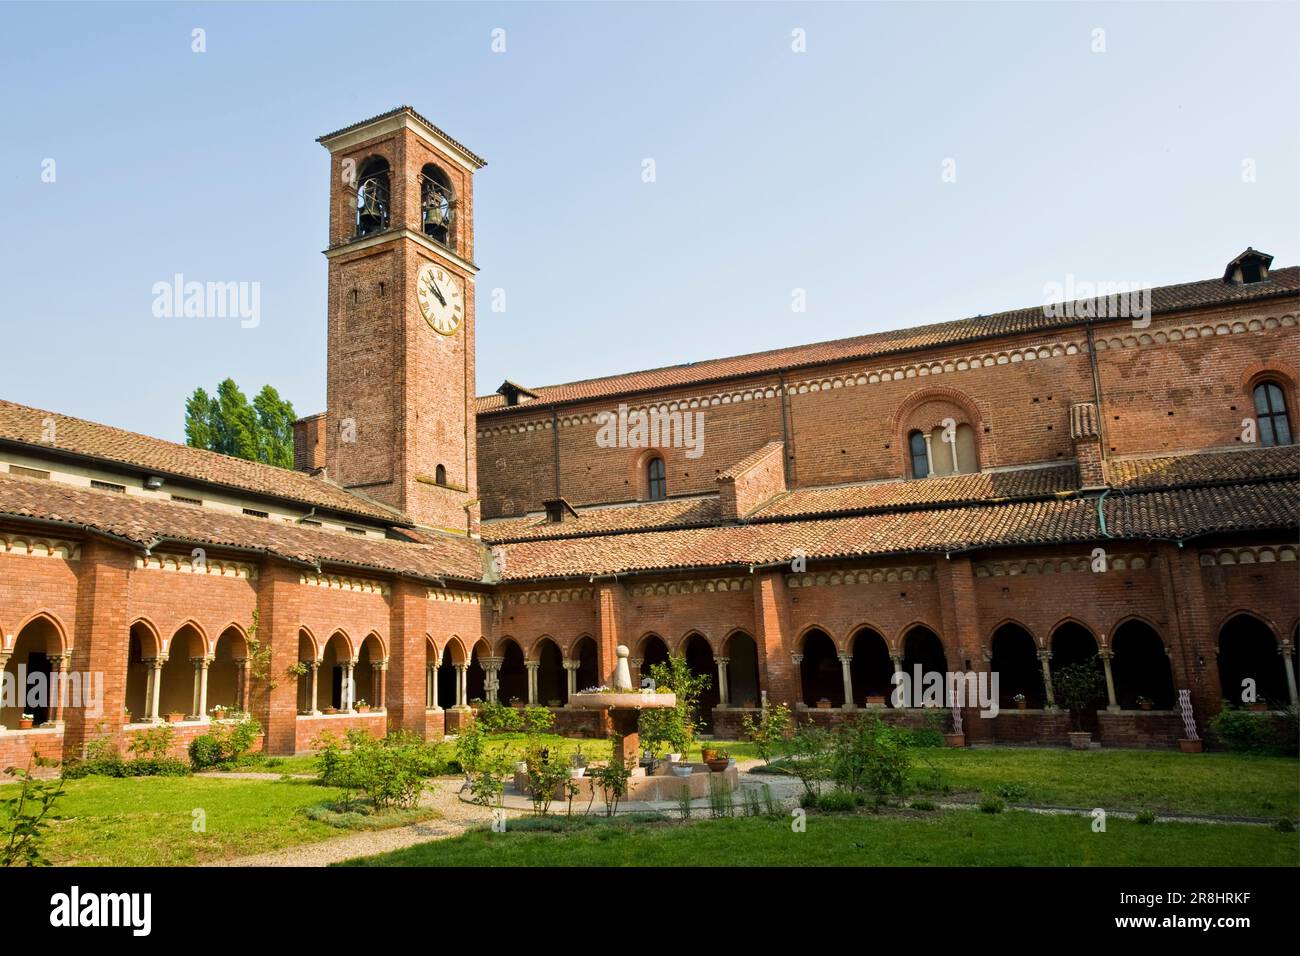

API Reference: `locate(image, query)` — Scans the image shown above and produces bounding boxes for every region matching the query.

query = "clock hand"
[423,275,446,307]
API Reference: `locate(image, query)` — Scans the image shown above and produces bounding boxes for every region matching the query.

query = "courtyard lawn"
[906,748,1300,819]
[12,775,433,866]
[339,809,1300,867]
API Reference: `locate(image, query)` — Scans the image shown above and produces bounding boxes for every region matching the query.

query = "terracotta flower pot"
[815,699,833,709]
[18,718,34,730]
[1068,731,1092,750]
[167,712,185,724]
[1178,738,1203,754]
[943,732,965,748]
[1016,700,1027,711]
[1138,701,1153,711]
[866,696,886,706]
[706,758,729,773]
[701,748,719,763]
[1247,703,1268,712]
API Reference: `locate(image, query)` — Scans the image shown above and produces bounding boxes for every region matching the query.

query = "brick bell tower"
[318,107,485,534]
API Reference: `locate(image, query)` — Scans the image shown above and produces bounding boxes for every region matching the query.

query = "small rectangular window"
[90,480,126,493]
[9,465,50,480]
[345,526,366,536]
[242,508,269,519]
[301,518,322,527]
[170,494,203,507]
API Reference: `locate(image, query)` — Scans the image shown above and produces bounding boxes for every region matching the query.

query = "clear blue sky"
[2,1,1296,442]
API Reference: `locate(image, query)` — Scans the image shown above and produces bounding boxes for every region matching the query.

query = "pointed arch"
[12,611,69,656]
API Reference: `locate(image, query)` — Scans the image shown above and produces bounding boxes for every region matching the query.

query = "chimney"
[542,497,578,524]
[292,413,326,473]
[717,442,786,521]
[1070,402,1106,490]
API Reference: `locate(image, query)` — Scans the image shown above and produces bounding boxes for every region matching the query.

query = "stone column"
[46,654,68,726]
[563,661,579,702]
[0,653,8,729]
[1280,642,1298,706]
[149,658,164,723]
[428,662,439,709]
[1038,648,1056,708]
[838,654,855,710]
[791,654,804,706]
[922,433,936,477]
[307,660,321,715]
[374,660,387,710]
[191,656,211,721]
[482,658,500,704]
[233,657,248,713]
[454,663,468,708]
[1099,648,1119,712]
[715,656,730,707]
[342,661,355,712]
[525,661,540,705]
[891,654,905,707]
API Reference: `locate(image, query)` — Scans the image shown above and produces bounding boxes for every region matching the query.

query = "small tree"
[781,719,831,800]
[1053,657,1107,731]
[1,754,67,867]
[741,702,791,765]
[640,656,710,757]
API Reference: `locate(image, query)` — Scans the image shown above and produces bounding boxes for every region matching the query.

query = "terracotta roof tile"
[0,399,402,524]
[482,496,722,543]
[477,267,1299,414]
[0,472,485,582]
[495,481,1297,580]
[1108,445,1299,489]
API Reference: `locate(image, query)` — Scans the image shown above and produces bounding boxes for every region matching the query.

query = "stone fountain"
[568,644,676,768]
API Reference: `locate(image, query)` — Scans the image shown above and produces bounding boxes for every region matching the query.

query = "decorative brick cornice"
[427,588,487,604]
[476,309,1297,437]
[300,571,387,594]
[504,587,594,604]
[1199,545,1297,567]
[137,552,256,578]
[629,577,752,597]
[0,533,80,561]
[974,553,1159,577]
[786,567,932,589]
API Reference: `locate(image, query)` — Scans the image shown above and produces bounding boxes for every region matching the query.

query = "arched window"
[420,164,455,246]
[1253,381,1293,447]
[927,423,977,476]
[435,464,447,486]
[355,158,390,237]
[908,430,929,478]
[646,456,667,500]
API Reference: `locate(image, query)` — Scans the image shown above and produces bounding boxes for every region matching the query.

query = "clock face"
[416,262,464,335]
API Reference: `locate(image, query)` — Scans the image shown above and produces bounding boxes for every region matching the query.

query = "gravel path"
[211,776,502,868]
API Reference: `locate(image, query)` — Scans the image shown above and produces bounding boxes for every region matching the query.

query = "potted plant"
[1013,693,1027,711]
[1136,696,1153,711]
[322,705,338,715]
[706,750,729,773]
[865,694,886,706]
[546,699,561,708]
[1179,738,1203,753]
[569,766,586,778]
[18,713,34,730]
[671,763,694,777]
[1247,699,1269,713]
[123,707,132,724]
[211,704,228,720]
[815,697,833,709]
[356,699,371,713]
[1053,657,1107,750]
[166,711,186,724]
[570,746,588,770]
[700,745,719,763]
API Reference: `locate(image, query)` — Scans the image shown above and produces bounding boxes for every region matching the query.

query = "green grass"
[29,776,353,866]
[340,810,1300,867]
[906,748,1300,819]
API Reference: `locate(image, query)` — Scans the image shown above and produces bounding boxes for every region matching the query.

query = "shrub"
[474,700,523,734]
[978,795,1005,814]
[1273,818,1295,833]
[1052,657,1107,731]
[740,702,791,765]
[829,712,911,797]
[782,720,832,801]
[187,717,264,770]
[639,656,710,758]
[0,755,67,867]
[1210,707,1296,755]
[909,799,937,811]
[127,723,175,761]
[996,783,1028,803]
[316,729,446,811]
[1134,809,1157,825]
[188,735,226,771]
[817,788,857,813]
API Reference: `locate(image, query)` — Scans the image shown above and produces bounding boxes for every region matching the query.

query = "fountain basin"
[569,692,676,710]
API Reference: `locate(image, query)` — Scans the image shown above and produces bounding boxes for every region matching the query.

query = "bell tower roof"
[317,106,487,170]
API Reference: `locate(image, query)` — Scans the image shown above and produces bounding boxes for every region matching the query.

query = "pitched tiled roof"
[476,267,1299,414]
[0,472,485,583]
[752,466,1077,520]
[1108,445,1298,490]
[318,106,488,168]
[0,399,402,524]
[496,481,1297,580]
[482,495,722,543]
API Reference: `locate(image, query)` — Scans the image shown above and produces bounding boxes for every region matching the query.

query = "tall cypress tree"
[183,379,296,468]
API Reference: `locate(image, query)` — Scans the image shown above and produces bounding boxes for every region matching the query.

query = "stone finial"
[613,644,633,690]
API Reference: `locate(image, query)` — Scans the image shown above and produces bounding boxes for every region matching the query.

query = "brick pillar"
[1070,402,1106,489]
[255,563,304,755]
[64,538,133,761]
[936,556,990,739]
[595,582,625,684]
[386,578,428,736]
[1158,543,1218,727]
[753,571,796,710]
